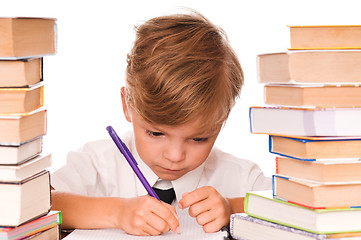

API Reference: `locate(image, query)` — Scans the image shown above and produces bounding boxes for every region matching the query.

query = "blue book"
[269,135,361,161]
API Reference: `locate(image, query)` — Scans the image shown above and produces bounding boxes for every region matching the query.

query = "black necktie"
[152,187,176,204]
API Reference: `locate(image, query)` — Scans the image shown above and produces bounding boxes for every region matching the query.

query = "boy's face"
[126,110,221,181]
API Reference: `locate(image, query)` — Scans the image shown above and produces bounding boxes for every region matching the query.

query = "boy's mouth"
[163,168,182,173]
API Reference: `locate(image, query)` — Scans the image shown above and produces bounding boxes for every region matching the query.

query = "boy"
[51,11,271,236]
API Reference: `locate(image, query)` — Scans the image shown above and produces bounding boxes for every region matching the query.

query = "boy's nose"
[163,143,185,162]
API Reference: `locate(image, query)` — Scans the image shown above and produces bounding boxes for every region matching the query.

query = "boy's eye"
[146,130,164,137]
[192,137,208,142]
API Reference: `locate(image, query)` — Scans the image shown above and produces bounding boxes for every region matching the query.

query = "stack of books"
[0,17,61,239]
[231,25,361,240]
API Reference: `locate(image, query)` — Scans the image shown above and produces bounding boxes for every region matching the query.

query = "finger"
[188,197,212,217]
[179,187,209,209]
[194,209,214,226]
[144,212,170,234]
[162,203,180,233]
[162,202,179,220]
[194,206,229,233]
[151,202,180,233]
[202,218,225,233]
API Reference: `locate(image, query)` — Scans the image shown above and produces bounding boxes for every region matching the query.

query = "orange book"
[264,84,361,107]
[0,83,43,114]
[257,51,361,83]
[289,25,361,50]
[0,58,42,87]
[273,175,361,209]
[276,156,361,182]
[269,135,361,160]
[0,109,46,145]
[0,18,56,58]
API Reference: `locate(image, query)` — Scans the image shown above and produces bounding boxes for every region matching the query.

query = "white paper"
[64,207,228,240]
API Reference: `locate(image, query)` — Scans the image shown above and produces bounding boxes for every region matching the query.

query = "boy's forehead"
[147,116,222,137]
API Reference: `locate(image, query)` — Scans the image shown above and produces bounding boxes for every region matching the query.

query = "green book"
[244,190,361,234]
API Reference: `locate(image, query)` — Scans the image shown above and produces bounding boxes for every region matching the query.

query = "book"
[0,108,46,145]
[273,175,361,209]
[23,225,59,240]
[63,205,228,240]
[269,135,361,160]
[0,83,43,114]
[249,106,361,137]
[257,51,361,84]
[0,170,51,227]
[0,154,51,181]
[230,213,361,240]
[245,190,361,234]
[0,18,56,58]
[230,213,328,240]
[264,84,361,107]
[0,58,42,87]
[0,211,61,240]
[0,137,42,165]
[276,156,361,182]
[289,25,361,50]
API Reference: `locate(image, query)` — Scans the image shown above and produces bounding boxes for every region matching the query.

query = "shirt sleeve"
[50,141,108,196]
[248,163,273,191]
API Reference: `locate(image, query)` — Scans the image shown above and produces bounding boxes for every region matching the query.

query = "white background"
[1,0,360,177]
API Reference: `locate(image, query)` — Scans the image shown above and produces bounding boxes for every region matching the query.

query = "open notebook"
[64,206,228,240]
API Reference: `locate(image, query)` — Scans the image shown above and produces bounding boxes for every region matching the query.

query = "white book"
[230,213,327,240]
[0,171,51,227]
[0,154,51,181]
[230,213,361,240]
[249,106,361,137]
[0,137,42,165]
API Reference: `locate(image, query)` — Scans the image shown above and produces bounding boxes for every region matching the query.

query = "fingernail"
[175,226,181,234]
[178,202,183,209]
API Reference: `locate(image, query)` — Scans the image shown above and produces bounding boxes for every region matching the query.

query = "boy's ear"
[121,87,132,123]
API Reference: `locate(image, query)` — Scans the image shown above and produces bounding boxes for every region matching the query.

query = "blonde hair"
[125,11,244,131]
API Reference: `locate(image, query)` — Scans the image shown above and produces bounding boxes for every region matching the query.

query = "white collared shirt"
[51,131,271,203]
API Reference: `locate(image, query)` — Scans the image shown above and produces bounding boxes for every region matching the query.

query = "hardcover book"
[0,137,42,165]
[269,135,361,160]
[257,51,361,84]
[0,154,51,182]
[245,190,361,234]
[0,211,61,240]
[289,25,361,50]
[0,108,46,145]
[0,171,51,227]
[273,175,361,209]
[249,106,361,137]
[0,18,56,58]
[230,213,328,240]
[276,156,361,182]
[0,58,42,87]
[264,84,361,107]
[0,83,43,114]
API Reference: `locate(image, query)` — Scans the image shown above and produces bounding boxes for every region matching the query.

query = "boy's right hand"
[117,195,180,236]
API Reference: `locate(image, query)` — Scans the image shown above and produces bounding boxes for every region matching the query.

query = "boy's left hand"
[178,186,231,233]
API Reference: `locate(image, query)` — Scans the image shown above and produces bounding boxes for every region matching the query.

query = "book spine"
[249,108,254,133]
